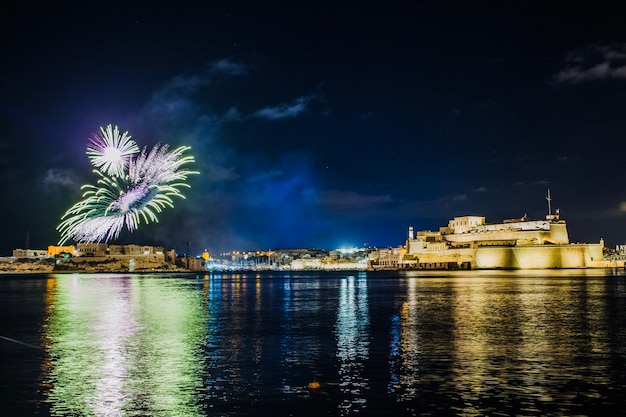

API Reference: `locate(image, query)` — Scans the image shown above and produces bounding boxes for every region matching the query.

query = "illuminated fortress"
[400,210,605,270]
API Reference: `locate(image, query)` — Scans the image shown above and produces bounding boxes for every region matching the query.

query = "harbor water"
[1,269,626,416]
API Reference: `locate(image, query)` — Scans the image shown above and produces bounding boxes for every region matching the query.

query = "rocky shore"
[0,256,190,274]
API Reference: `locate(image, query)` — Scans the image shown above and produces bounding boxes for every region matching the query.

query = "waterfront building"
[77,243,108,257]
[12,248,48,258]
[368,247,405,270]
[187,256,209,271]
[123,244,142,256]
[290,258,323,270]
[108,245,125,256]
[47,245,76,257]
[396,212,604,269]
[166,249,177,264]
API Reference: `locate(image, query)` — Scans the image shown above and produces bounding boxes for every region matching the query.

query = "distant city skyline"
[2,2,626,254]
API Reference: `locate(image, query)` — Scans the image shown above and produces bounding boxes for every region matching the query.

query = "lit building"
[48,245,77,257]
[398,212,605,269]
[187,257,208,271]
[368,247,405,270]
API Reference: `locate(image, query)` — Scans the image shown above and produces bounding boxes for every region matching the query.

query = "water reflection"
[41,274,206,416]
[448,275,615,415]
[202,273,252,408]
[280,278,293,394]
[335,274,370,414]
[279,277,327,395]
[22,270,626,416]
[388,277,420,401]
[200,272,331,411]
[203,273,226,402]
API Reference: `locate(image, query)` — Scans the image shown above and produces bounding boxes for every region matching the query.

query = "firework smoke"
[57,125,197,244]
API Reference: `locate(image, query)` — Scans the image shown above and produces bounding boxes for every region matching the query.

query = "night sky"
[2,1,626,255]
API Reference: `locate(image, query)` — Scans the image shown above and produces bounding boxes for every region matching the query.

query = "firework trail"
[57,125,198,244]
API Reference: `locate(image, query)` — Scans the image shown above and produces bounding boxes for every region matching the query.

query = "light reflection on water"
[1,269,625,416]
[388,276,420,404]
[42,274,206,416]
[335,274,370,414]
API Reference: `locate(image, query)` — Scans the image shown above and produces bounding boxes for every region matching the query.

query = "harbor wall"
[473,243,603,269]
[408,243,605,269]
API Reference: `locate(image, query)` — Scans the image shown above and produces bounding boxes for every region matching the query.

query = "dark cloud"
[555,43,626,84]
[254,95,319,120]
[208,58,247,76]
[317,190,392,210]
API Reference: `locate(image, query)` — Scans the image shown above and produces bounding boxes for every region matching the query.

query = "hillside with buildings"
[1,244,373,273]
[2,243,184,274]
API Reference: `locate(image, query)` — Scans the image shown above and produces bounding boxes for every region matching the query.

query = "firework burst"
[57,125,198,244]
[86,124,140,177]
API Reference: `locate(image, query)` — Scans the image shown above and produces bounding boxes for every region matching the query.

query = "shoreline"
[2,266,622,276]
